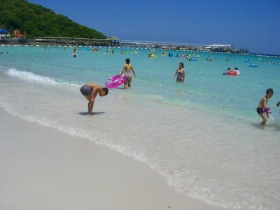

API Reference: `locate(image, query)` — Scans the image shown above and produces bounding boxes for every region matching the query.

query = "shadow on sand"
[78,111,105,116]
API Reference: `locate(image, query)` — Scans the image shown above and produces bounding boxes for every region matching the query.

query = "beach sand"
[0,108,232,210]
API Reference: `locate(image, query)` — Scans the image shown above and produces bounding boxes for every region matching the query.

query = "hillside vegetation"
[0,0,107,39]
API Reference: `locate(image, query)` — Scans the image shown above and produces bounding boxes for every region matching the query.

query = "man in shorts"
[80,83,108,115]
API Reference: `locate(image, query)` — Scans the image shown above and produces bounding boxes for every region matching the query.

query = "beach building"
[35,36,120,46]
[107,36,120,45]
[205,44,232,52]
[120,40,195,50]
[205,44,249,54]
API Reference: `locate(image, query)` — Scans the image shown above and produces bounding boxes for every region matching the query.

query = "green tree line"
[0,0,107,39]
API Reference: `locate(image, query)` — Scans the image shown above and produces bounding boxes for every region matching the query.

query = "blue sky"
[28,0,280,55]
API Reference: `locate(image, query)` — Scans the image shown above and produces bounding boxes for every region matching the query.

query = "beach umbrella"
[0,29,9,34]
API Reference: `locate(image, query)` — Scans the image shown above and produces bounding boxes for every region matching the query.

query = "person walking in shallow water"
[80,83,108,115]
[120,58,136,89]
[174,62,185,83]
[256,88,273,126]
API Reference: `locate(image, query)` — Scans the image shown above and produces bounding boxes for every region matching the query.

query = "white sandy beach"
[0,107,235,210]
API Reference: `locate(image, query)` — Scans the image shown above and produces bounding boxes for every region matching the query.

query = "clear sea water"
[0,45,280,210]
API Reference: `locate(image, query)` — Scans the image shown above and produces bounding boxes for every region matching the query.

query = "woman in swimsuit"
[174,62,185,83]
[120,58,136,89]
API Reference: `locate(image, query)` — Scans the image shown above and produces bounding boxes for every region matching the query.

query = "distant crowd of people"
[71,47,279,126]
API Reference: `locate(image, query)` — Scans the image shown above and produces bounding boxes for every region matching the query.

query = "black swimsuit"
[256,107,264,114]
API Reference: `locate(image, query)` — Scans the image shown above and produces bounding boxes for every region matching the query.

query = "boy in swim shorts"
[80,83,108,115]
[256,88,273,126]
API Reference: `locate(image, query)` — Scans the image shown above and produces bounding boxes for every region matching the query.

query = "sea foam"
[6,68,58,85]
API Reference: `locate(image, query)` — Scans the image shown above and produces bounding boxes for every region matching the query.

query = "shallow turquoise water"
[0,45,280,209]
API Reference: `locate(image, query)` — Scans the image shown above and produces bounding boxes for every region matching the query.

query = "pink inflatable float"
[105,74,127,88]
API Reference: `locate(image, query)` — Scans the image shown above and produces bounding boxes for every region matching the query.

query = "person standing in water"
[73,47,77,57]
[256,88,273,126]
[120,58,136,89]
[174,62,185,83]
